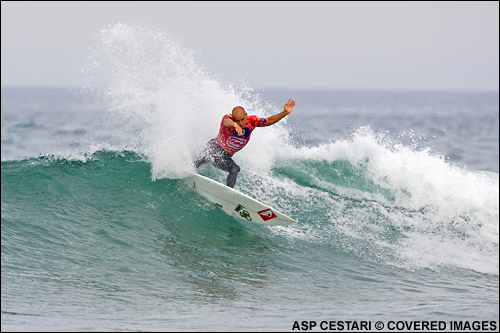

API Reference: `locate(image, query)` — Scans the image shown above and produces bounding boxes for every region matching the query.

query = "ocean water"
[1,23,499,332]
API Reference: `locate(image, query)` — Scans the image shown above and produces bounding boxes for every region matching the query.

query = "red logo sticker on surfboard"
[258,209,277,221]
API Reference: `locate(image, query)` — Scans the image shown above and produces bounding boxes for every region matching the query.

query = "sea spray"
[269,127,499,274]
[2,22,499,330]
[78,23,498,274]
[82,23,290,179]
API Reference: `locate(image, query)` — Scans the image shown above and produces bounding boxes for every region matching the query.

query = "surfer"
[194,99,296,187]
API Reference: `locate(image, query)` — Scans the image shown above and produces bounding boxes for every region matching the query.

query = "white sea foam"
[83,23,291,179]
[84,23,498,275]
[267,127,498,274]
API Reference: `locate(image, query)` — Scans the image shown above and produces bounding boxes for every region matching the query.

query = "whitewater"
[2,23,498,331]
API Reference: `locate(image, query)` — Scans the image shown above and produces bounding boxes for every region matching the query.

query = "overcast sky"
[1,1,499,91]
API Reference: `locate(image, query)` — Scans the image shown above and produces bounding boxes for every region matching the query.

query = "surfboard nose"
[185,173,296,225]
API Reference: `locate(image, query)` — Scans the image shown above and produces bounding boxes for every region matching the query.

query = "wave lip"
[271,128,499,275]
[2,23,498,277]
[2,127,498,276]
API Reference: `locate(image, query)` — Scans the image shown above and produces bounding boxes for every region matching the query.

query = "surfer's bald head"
[232,106,247,127]
[232,106,246,118]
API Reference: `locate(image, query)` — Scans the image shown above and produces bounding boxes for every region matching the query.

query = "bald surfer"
[194,99,296,187]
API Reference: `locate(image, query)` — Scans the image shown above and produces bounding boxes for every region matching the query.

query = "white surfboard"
[185,173,296,226]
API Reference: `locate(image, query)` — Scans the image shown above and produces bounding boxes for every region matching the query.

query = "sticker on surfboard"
[185,173,296,226]
[258,209,277,221]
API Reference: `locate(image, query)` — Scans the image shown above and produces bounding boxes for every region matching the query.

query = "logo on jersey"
[227,136,248,151]
[232,128,249,138]
[258,209,277,221]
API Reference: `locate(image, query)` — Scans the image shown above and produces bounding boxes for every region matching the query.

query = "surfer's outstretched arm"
[266,99,295,126]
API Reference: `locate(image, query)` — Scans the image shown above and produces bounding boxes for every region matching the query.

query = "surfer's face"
[232,107,247,127]
[233,113,247,128]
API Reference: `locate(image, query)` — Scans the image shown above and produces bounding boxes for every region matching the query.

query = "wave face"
[2,144,498,276]
[1,23,498,330]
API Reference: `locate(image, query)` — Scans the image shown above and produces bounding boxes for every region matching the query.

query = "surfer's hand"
[284,99,295,114]
[234,123,244,136]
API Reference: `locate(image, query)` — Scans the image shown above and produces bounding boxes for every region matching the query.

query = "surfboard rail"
[185,173,296,226]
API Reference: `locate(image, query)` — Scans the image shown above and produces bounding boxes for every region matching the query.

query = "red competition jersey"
[215,114,268,155]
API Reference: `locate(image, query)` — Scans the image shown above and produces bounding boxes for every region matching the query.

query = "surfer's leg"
[219,156,240,188]
[212,152,240,188]
[194,154,210,169]
[193,139,217,168]
[225,159,240,188]
[193,155,207,169]
[201,140,240,187]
